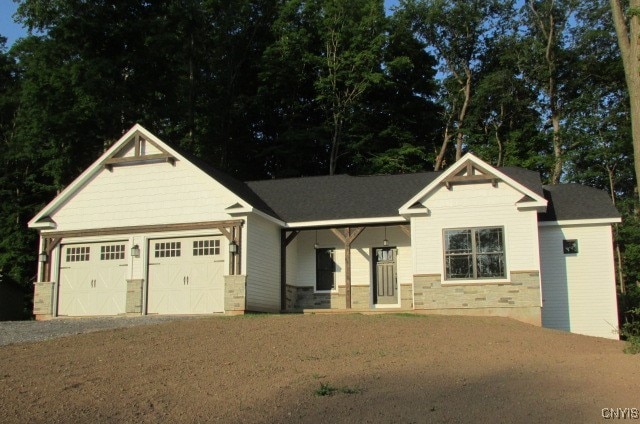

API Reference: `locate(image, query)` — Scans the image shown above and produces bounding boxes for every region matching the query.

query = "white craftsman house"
[29,124,621,339]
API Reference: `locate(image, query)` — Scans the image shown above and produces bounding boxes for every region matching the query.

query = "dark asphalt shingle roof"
[247,173,439,222]
[246,167,547,223]
[180,145,618,223]
[539,184,620,222]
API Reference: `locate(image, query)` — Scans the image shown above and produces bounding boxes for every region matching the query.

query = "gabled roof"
[29,124,621,230]
[28,124,280,228]
[539,184,621,222]
[398,153,548,214]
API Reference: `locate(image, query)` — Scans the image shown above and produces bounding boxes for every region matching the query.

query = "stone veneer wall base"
[412,271,542,326]
[33,281,55,320]
[125,279,144,314]
[224,275,247,313]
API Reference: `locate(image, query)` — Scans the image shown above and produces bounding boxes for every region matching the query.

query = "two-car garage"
[56,235,226,317]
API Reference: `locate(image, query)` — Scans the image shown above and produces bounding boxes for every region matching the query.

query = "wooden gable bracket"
[284,230,300,247]
[400,225,411,238]
[280,230,300,311]
[214,222,244,276]
[41,236,62,282]
[443,160,500,190]
[330,227,365,309]
[102,134,176,171]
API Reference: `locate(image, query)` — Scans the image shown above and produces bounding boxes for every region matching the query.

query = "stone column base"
[33,281,55,320]
[126,279,144,314]
[225,275,246,312]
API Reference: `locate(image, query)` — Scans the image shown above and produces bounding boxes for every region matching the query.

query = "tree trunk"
[550,113,562,184]
[455,68,472,161]
[607,165,625,293]
[611,0,640,199]
[329,112,342,175]
[435,124,452,171]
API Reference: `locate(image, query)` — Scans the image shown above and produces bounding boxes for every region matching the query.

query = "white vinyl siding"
[412,182,541,279]
[50,160,243,231]
[539,224,619,339]
[245,215,281,312]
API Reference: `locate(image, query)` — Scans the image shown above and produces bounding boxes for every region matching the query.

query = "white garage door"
[147,236,225,314]
[58,242,128,316]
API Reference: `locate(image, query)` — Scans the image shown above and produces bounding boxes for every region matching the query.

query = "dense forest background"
[0,0,639,324]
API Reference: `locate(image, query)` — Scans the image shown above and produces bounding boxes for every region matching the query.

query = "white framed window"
[444,227,505,280]
[193,239,220,256]
[316,248,336,291]
[66,246,90,262]
[100,244,125,260]
[154,242,181,258]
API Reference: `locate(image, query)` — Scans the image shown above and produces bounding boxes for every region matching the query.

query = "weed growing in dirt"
[314,382,362,396]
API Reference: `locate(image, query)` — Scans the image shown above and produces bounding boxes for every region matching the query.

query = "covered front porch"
[280,224,413,312]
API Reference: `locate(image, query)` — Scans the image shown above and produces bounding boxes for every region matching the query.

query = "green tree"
[401,0,515,170]
[610,0,640,199]
[264,0,387,176]
[518,0,580,184]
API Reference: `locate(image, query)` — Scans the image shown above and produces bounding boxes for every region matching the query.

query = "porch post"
[280,230,287,311]
[345,230,352,309]
[330,227,365,309]
[281,230,300,311]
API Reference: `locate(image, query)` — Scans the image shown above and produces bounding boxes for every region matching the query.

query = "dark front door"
[373,248,397,305]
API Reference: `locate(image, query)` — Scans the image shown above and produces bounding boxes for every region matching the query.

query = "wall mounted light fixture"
[131,245,141,258]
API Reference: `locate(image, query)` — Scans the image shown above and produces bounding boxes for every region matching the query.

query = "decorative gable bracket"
[102,134,176,171]
[443,161,498,190]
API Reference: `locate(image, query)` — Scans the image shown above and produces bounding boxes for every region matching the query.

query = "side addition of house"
[29,125,621,339]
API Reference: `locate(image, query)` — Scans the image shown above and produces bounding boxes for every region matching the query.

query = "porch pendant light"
[383,226,388,247]
[314,230,319,249]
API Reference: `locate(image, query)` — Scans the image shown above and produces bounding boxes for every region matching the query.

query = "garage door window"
[193,239,220,256]
[155,242,181,258]
[66,246,90,262]
[100,244,125,260]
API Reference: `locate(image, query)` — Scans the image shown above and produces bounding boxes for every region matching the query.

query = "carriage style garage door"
[58,242,129,316]
[147,236,225,315]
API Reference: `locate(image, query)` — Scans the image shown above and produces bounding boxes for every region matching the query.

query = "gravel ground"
[0,315,196,346]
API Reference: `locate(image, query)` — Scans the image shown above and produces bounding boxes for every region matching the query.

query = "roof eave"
[285,216,407,229]
[538,217,622,227]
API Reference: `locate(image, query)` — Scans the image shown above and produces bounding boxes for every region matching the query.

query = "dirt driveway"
[0,314,638,423]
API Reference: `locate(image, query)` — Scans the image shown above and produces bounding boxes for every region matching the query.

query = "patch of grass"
[391,312,427,318]
[624,336,640,354]
[314,382,362,396]
[620,307,640,354]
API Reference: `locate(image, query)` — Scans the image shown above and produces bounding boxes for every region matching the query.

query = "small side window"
[563,239,578,254]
